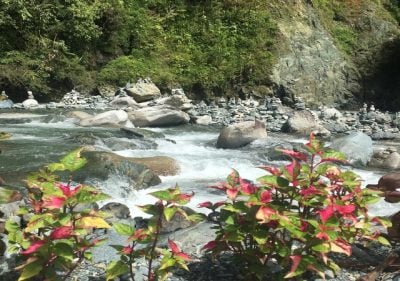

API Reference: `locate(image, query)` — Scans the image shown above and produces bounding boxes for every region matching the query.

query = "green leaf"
[257,175,289,188]
[106,260,129,281]
[5,220,20,233]
[159,257,176,270]
[54,242,74,261]
[312,242,330,252]
[163,206,178,221]
[150,190,174,201]
[60,148,87,172]
[138,204,160,216]
[113,222,135,236]
[74,187,110,203]
[18,260,43,281]
[377,236,391,246]
[321,149,347,162]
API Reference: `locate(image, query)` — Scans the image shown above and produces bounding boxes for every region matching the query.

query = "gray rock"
[73,151,161,190]
[129,105,190,127]
[100,202,130,219]
[283,110,323,135]
[194,115,213,126]
[79,110,129,127]
[0,100,13,109]
[110,96,139,109]
[330,132,373,167]
[125,78,161,102]
[216,120,267,149]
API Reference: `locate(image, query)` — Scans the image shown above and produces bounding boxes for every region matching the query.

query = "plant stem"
[129,242,136,281]
[147,203,164,280]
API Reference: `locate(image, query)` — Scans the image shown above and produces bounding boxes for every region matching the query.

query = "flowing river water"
[0,110,398,218]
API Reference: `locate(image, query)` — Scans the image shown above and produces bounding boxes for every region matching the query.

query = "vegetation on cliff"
[0,0,398,103]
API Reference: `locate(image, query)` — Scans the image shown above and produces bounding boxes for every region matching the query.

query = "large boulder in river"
[79,110,130,127]
[129,106,190,127]
[110,96,139,110]
[74,151,162,190]
[368,147,400,170]
[366,172,400,203]
[216,120,267,149]
[129,156,180,176]
[330,132,373,167]
[283,110,329,137]
[126,78,161,102]
[0,100,13,109]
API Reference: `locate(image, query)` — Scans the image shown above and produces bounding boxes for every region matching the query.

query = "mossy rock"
[0,132,11,140]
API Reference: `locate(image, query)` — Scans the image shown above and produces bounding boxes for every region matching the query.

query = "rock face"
[74,151,162,190]
[270,3,359,108]
[126,78,161,102]
[216,120,267,149]
[129,106,190,127]
[330,132,373,167]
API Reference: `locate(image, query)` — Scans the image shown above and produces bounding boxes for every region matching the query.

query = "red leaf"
[57,183,81,197]
[300,220,308,231]
[21,240,46,255]
[258,166,282,176]
[300,185,321,197]
[121,246,133,255]
[331,238,352,256]
[256,206,276,223]
[285,160,300,182]
[318,205,334,222]
[260,190,272,203]
[168,239,181,254]
[278,149,308,161]
[42,196,66,209]
[240,179,257,195]
[226,188,239,200]
[175,252,191,261]
[213,201,225,208]
[287,255,302,276]
[197,201,212,208]
[316,231,330,241]
[202,240,217,250]
[50,226,73,240]
[128,229,148,241]
[335,204,356,215]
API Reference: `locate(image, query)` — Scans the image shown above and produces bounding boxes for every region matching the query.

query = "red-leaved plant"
[199,134,391,280]
[6,149,110,281]
[106,187,204,281]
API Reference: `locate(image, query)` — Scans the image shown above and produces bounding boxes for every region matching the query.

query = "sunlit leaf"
[78,216,111,229]
[106,260,129,281]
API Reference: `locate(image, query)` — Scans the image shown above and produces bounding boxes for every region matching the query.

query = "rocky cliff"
[268,0,399,109]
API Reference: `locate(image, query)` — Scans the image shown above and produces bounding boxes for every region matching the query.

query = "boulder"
[0,100,13,109]
[155,94,193,111]
[216,120,267,149]
[22,98,38,109]
[194,115,213,126]
[366,172,400,203]
[368,147,400,170]
[283,110,325,135]
[330,132,373,167]
[320,107,343,120]
[128,156,180,176]
[110,96,139,109]
[126,78,161,102]
[100,202,130,220]
[67,110,93,122]
[73,151,162,190]
[79,110,129,127]
[129,106,190,127]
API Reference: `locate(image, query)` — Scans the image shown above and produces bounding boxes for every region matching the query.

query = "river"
[0,109,398,218]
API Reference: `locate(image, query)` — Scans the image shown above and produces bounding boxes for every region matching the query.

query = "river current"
[0,110,398,218]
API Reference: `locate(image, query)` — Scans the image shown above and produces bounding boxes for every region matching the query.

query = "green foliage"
[331,25,358,54]
[200,134,389,280]
[0,0,278,99]
[7,149,110,281]
[106,186,197,281]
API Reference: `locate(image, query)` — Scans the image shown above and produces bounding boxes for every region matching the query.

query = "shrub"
[106,187,204,281]
[6,148,110,281]
[200,134,390,280]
